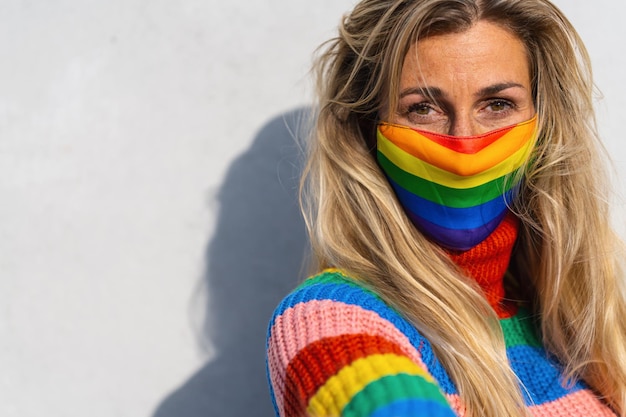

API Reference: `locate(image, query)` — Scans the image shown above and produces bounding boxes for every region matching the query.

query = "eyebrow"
[399,82,526,100]
[399,86,444,99]
[475,82,526,98]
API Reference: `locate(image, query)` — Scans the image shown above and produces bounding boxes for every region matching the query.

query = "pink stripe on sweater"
[446,393,465,416]
[529,389,615,416]
[267,299,427,416]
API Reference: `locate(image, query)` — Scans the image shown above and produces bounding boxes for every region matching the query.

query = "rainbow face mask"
[376,116,537,251]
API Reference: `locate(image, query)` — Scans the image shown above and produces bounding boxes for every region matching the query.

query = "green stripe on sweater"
[343,373,449,417]
[501,310,541,348]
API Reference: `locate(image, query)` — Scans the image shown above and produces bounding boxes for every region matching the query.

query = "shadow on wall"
[152,108,311,417]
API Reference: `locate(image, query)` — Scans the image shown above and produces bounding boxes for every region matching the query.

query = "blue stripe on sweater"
[508,344,583,405]
[369,398,457,417]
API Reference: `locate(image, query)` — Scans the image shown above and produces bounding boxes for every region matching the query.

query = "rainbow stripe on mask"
[376,116,537,251]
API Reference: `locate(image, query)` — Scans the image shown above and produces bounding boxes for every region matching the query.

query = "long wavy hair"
[301,0,626,415]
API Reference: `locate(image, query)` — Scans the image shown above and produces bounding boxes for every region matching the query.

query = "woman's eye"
[407,103,433,115]
[487,100,512,112]
[399,101,447,127]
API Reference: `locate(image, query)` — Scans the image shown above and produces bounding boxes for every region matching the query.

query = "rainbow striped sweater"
[266,269,615,416]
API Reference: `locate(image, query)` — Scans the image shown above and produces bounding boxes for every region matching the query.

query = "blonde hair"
[301,0,626,416]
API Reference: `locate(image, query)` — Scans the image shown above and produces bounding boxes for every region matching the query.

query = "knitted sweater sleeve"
[266,270,458,417]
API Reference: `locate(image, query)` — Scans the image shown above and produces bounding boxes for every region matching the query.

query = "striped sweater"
[266,270,615,416]
[265,216,615,416]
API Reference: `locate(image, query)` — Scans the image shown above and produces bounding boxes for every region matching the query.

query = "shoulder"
[269,268,391,324]
[267,269,424,352]
[266,269,459,417]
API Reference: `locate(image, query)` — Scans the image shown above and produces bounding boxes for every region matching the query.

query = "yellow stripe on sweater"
[306,353,432,416]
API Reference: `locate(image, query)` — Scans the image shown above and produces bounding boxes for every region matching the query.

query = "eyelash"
[406,102,435,115]
[484,99,515,113]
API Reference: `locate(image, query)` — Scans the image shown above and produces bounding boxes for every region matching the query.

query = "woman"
[266,0,626,416]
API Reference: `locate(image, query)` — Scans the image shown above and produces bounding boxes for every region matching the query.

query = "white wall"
[0,1,623,417]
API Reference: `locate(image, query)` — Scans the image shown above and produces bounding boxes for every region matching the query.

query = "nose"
[448,116,479,137]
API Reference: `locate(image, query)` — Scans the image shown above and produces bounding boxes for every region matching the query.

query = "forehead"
[400,21,530,90]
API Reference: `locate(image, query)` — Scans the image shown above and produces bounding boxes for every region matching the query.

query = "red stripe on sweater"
[283,334,407,416]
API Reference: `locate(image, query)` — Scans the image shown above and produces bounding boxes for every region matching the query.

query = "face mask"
[376,116,537,251]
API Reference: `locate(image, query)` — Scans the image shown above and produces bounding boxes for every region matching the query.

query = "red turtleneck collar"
[447,212,519,318]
